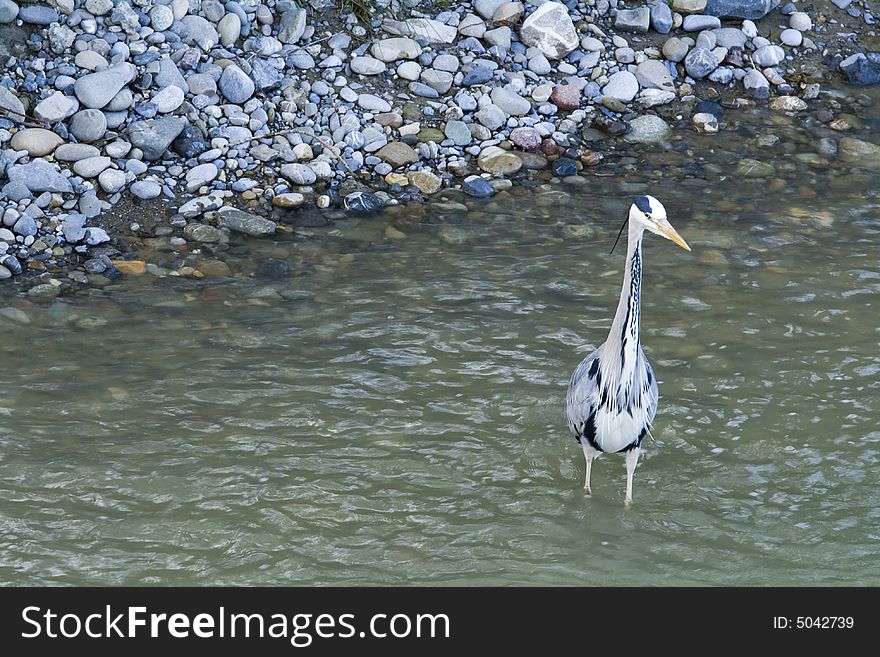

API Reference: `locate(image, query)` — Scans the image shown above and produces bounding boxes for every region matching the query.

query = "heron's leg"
[624,446,640,505]
[581,443,598,496]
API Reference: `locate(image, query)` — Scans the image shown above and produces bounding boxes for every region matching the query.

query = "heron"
[565,196,690,504]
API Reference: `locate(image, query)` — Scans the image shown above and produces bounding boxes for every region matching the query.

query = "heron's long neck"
[607,223,644,375]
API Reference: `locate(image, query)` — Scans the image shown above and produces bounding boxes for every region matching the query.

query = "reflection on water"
[2,100,880,585]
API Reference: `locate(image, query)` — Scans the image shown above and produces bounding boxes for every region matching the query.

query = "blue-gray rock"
[695,100,725,118]
[84,258,107,274]
[155,57,189,93]
[74,63,137,109]
[705,0,779,19]
[462,63,494,86]
[0,254,21,275]
[708,67,734,84]
[18,4,58,24]
[13,215,37,237]
[130,180,163,199]
[444,120,472,146]
[278,7,307,44]
[62,213,87,243]
[649,2,674,33]
[752,45,784,67]
[219,64,255,104]
[684,47,720,79]
[250,57,283,90]
[216,208,277,236]
[0,0,19,24]
[7,159,73,193]
[683,14,722,30]
[344,191,385,213]
[841,53,880,86]
[552,157,578,176]
[462,176,495,197]
[257,259,291,279]
[173,123,211,158]
[69,109,107,143]
[126,116,188,161]
[615,7,651,34]
[85,227,110,245]
[409,81,440,98]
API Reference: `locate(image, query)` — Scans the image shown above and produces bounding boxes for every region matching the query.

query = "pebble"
[602,71,640,102]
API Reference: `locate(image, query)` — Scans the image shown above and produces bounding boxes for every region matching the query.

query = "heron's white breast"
[593,407,644,453]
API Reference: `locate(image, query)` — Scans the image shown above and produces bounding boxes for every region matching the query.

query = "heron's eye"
[644,212,651,220]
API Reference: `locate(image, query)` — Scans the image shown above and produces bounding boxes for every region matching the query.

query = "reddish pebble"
[550,84,582,111]
[510,126,541,151]
[540,138,561,156]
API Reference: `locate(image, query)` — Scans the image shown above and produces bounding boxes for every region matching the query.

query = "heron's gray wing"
[565,346,602,437]
[642,352,659,427]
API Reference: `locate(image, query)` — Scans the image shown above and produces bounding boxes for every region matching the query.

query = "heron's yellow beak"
[657,219,691,252]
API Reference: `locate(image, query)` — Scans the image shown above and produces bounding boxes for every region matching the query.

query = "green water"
[2,111,880,586]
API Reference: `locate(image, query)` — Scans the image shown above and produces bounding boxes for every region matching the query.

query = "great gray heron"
[565,196,690,504]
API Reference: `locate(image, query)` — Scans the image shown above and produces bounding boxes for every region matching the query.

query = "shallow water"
[3,103,880,585]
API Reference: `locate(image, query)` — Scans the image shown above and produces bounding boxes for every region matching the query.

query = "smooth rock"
[74,63,136,109]
[444,120,472,146]
[636,60,674,91]
[98,169,126,193]
[126,116,188,161]
[462,175,495,197]
[685,47,720,79]
[626,115,671,142]
[780,29,802,47]
[705,0,779,19]
[216,208,276,236]
[344,191,385,213]
[9,128,63,157]
[72,156,112,178]
[371,38,421,62]
[130,180,162,199]
[769,96,807,111]
[0,86,25,120]
[602,71,640,102]
[477,145,523,175]
[375,142,418,168]
[151,85,185,113]
[753,45,784,67]
[186,163,219,192]
[490,86,531,116]
[683,14,722,30]
[218,65,255,104]
[351,56,387,75]
[408,170,442,194]
[649,2,674,33]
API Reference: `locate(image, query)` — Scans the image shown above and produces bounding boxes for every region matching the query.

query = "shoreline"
[0,0,879,295]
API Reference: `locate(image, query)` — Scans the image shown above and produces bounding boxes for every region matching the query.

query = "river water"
[2,96,880,585]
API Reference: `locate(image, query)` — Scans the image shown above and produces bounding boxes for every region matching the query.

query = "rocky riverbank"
[1,0,880,294]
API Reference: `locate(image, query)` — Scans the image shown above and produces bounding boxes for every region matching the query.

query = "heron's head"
[629,195,690,251]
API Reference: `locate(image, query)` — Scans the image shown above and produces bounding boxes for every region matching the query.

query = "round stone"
[218,65,255,104]
[149,5,174,31]
[69,109,107,143]
[602,71,640,103]
[626,115,671,143]
[98,169,127,193]
[789,12,812,31]
[780,29,802,47]
[130,180,162,199]
[396,61,422,80]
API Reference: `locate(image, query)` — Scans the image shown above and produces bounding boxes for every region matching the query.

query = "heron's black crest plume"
[610,218,627,255]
